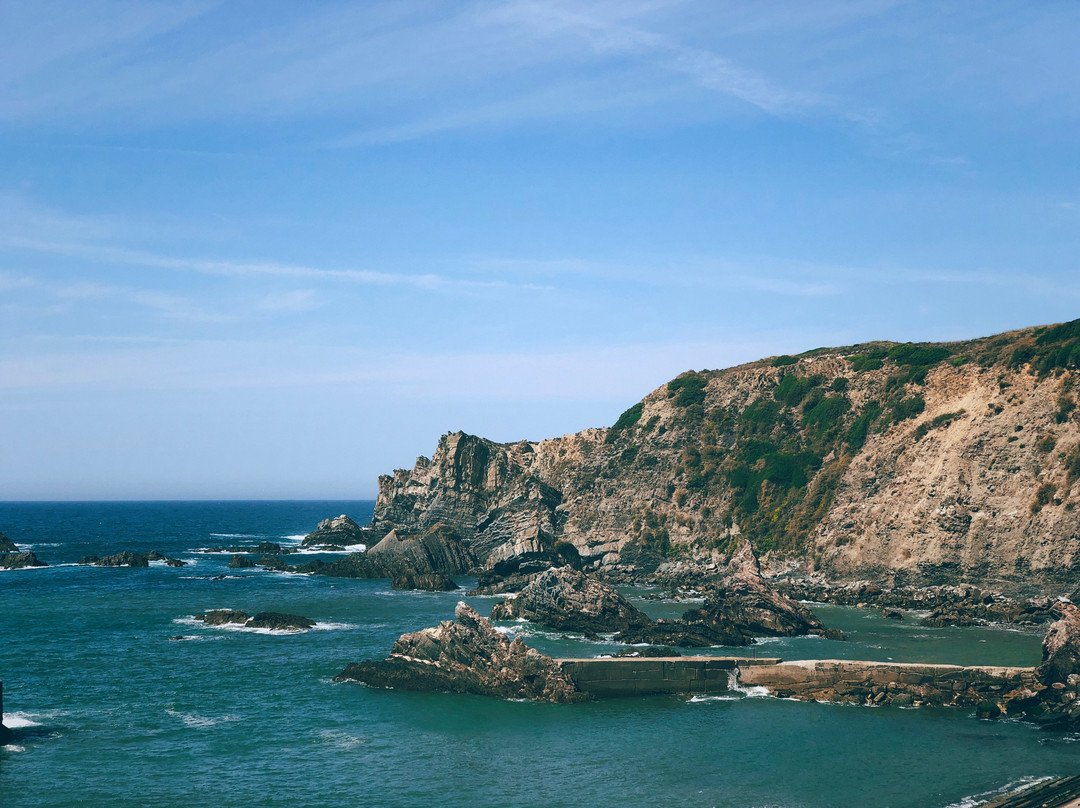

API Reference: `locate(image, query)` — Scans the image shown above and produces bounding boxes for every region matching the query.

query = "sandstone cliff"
[368,319,1080,592]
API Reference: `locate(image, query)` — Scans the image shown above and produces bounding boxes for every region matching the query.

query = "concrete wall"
[558,657,778,697]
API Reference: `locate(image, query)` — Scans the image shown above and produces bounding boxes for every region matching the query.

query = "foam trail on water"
[727,669,770,697]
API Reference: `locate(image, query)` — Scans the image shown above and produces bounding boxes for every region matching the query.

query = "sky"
[1,0,1079,500]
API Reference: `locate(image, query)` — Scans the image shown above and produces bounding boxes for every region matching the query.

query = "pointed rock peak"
[727,538,763,582]
[455,601,481,624]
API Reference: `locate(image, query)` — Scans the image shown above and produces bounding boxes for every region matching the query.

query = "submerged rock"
[489,566,653,636]
[0,551,47,570]
[245,612,315,630]
[685,541,842,640]
[195,609,250,626]
[336,602,588,703]
[390,572,458,591]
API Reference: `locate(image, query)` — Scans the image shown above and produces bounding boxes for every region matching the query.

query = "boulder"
[228,554,255,569]
[195,609,250,626]
[685,540,842,640]
[391,572,459,591]
[489,566,653,636]
[245,612,315,630]
[0,551,47,570]
[164,558,186,567]
[335,602,588,702]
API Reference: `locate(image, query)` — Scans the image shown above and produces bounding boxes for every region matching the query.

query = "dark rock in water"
[976,701,1001,719]
[302,514,368,548]
[146,551,166,561]
[881,608,904,620]
[1,722,13,746]
[616,618,754,648]
[164,557,186,567]
[391,572,458,591]
[245,612,315,630]
[77,555,100,565]
[169,635,196,641]
[921,605,982,627]
[0,530,19,553]
[612,646,682,658]
[195,609,250,626]
[88,551,150,568]
[336,601,588,703]
[228,554,255,569]
[250,542,291,555]
[0,551,47,570]
[257,556,290,572]
[489,566,653,636]
[683,540,842,640]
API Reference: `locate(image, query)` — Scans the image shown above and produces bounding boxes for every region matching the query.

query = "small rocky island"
[0,530,46,570]
[194,610,316,631]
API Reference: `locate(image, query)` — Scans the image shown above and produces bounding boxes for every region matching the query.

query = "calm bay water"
[0,501,1076,808]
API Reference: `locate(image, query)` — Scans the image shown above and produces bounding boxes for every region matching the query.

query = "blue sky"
[1,0,1079,499]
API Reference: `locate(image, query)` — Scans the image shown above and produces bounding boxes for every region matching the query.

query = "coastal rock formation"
[686,541,842,640]
[489,566,654,636]
[302,514,369,548]
[0,550,46,570]
[335,602,588,702]
[77,550,185,568]
[390,572,459,591]
[228,554,255,569]
[355,319,1080,591]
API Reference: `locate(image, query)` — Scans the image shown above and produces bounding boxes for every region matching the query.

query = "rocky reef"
[336,602,588,702]
[302,514,377,549]
[77,550,185,568]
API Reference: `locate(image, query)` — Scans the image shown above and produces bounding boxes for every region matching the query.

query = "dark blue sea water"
[0,501,1076,808]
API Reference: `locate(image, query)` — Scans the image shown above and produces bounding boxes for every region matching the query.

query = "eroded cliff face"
[370,321,1080,591]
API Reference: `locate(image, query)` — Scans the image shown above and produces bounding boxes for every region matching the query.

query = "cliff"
[369,319,1080,592]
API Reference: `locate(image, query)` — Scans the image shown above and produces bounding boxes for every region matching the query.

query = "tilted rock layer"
[369,320,1080,591]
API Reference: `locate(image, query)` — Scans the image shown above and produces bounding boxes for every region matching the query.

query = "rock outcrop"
[0,551,46,570]
[335,602,588,702]
[489,566,654,636]
[228,554,255,569]
[194,609,315,631]
[195,609,250,625]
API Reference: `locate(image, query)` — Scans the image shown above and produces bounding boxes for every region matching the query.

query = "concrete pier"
[557,656,1038,706]
[558,657,779,697]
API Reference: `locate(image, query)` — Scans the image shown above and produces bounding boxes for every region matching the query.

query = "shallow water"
[0,502,1074,808]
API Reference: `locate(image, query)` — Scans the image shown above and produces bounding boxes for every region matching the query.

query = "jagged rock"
[0,531,17,553]
[489,566,653,636]
[0,551,46,570]
[391,572,459,591]
[250,542,291,555]
[335,602,588,702]
[685,541,842,640]
[164,558,186,567]
[146,551,166,561]
[245,612,315,630]
[228,554,255,569]
[921,606,982,627]
[195,610,250,625]
[302,514,368,548]
[881,608,904,620]
[466,571,534,596]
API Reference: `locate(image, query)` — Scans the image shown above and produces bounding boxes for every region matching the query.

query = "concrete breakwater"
[558,657,1038,708]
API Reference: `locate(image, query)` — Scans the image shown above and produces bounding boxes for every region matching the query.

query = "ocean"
[0,501,1076,808]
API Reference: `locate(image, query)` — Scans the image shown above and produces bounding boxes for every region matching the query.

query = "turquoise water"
[0,502,1076,808]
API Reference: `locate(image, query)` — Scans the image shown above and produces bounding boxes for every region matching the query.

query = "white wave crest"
[688,695,740,703]
[3,712,42,729]
[165,708,239,729]
[942,776,1055,808]
[317,729,366,749]
[313,621,359,631]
